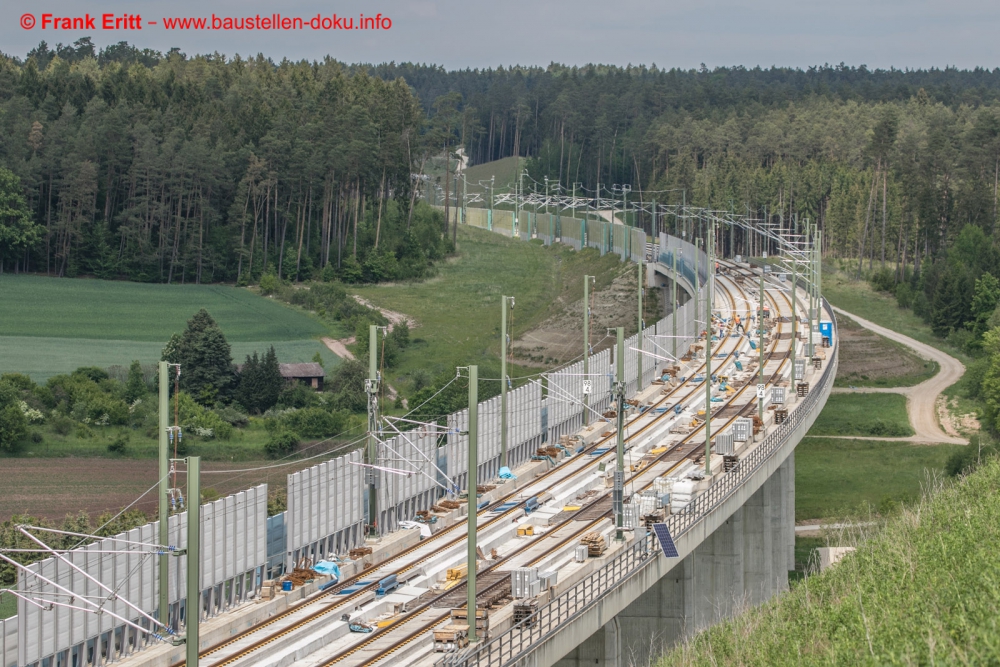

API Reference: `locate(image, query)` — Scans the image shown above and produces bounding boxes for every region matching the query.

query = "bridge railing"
[438,298,838,667]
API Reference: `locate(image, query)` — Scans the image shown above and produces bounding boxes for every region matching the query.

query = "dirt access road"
[322,296,416,405]
[831,306,966,445]
[321,296,418,362]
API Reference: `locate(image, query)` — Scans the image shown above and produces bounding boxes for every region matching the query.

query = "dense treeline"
[369,62,1000,267]
[366,61,1000,390]
[0,39,452,283]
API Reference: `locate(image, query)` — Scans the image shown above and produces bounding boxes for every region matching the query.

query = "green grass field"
[0,336,341,381]
[0,275,328,340]
[352,226,627,391]
[795,437,961,521]
[663,456,1000,666]
[0,275,340,380]
[807,393,914,437]
[461,156,523,192]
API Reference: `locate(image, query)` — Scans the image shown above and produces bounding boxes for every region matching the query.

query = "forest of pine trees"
[0,39,451,284]
[2,41,1000,305]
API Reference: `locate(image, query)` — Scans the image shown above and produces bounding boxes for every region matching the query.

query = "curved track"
[178,262,801,667]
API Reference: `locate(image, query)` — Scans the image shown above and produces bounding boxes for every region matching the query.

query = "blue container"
[282,581,293,591]
[819,320,833,340]
[377,574,398,596]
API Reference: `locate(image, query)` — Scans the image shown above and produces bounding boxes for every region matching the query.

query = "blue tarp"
[498,466,516,480]
[313,561,342,580]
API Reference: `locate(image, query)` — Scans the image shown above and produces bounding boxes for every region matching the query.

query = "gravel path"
[830,306,966,445]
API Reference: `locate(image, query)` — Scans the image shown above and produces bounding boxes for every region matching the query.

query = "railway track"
[303,265,801,667]
[180,261,800,667]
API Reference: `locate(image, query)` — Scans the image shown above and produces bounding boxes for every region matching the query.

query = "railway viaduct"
[5,203,834,667]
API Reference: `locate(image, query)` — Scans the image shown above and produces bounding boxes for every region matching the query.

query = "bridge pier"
[557,453,795,667]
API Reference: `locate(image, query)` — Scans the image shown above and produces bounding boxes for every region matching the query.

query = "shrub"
[895,281,914,309]
[0,404,27,451]
[214,404,249,427]
[50,414,74,436]
[264,431,299,458]
[868,268,896,293]
[281,407,347,438]
[1,373,35,391]
[945,327,976,354]
[276,383,319,409]
[865,418,910,437]
[107,435,128,455]
[259,270,281,296]
[71,366,109,383]
[946,435,999,477]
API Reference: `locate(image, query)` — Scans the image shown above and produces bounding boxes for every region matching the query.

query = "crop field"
[0,336,341,381]
[834,314,938,387]
[0,275,340,379]
[0,450,352,524]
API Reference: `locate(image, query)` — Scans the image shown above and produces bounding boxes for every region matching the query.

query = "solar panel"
[652,523,679,558]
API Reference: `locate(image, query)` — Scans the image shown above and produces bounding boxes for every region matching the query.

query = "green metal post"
[158,361,169,626]
[704,223,714,476]
[818,229,823,322]
[791,241,798,402]
[637,253,644,390]
[366,325,380,535]
[651,198,657,239]
[583,276,592,426]
[694,237,701,340]
[467,365,478,642]
[807,221,814,356]
[613,327,626,541]
[672,247,679,361]
[759,265,765,425]
[185,456,200,667]
[500,297,509,469]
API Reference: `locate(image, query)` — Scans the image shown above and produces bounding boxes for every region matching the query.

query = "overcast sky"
[4,0,998,70]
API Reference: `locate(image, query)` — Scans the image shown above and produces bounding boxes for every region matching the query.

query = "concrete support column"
[767,465,788,594]
[694,507,744,625]
[553,617,621,667]
[601,551,695,666]
[783,453,796,572]
[742,483,772,605]
[716,507,746,619]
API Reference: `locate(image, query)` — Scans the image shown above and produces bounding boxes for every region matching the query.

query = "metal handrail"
[438,299,838,667]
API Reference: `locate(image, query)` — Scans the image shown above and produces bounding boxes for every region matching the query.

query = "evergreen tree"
[0,167,40,272]
[124,360,146,403]
[259,346,283,411]
[235,352,263,414]
[169,309,233,405]
[235,346,283,414]
[969,274,1000,339]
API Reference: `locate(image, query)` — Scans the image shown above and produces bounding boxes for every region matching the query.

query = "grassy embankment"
[0,275,344,381]
[662,456,1000,666]
[353,225,628,396]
